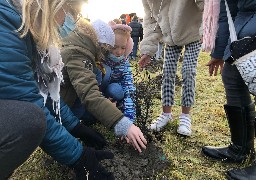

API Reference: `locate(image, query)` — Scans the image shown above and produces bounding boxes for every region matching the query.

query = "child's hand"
[138,54,151,71]
[125,124,147,153]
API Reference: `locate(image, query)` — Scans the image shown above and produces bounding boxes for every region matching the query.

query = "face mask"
[59,13,76,38]
[108,53,124,63]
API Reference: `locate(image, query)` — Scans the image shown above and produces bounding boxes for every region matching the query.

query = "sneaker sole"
[148,119,173,132]
[177,129,192,136]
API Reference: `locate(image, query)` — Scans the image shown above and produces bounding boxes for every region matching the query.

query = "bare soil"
[101,136,170,180]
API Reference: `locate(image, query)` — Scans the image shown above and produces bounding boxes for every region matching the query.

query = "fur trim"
[140,0,202,56]
[108,21,132,32]
[76,18,99,47]
[125,37,133,58]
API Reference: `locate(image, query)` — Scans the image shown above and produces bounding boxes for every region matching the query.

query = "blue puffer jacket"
[0,0,83,165]
[212,0,256,60]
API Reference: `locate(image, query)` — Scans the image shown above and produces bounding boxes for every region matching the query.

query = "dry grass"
[10,51,254,180]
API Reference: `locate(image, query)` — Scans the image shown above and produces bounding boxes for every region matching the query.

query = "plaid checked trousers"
[162,41,201,107]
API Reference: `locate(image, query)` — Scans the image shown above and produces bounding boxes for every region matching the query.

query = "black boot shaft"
[225,104,256,179]
[244,103,255,157]
[202,104,255,163]
[225,104,254,155]
[224,105,246,147]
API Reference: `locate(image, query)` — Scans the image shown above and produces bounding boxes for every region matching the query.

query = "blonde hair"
[113,18,122,24]
[20,0,67,50]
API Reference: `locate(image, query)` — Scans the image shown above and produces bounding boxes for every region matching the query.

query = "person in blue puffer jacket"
[202,0,256,179]
[0,0,115,179]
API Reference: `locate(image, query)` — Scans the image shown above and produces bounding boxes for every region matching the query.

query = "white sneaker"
[149,113,172,131]
[177,114,192,136]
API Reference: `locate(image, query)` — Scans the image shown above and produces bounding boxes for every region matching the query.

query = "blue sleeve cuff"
[114,116,133,136]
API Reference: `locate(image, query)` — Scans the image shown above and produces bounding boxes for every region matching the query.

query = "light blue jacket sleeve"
[120,59,136,121]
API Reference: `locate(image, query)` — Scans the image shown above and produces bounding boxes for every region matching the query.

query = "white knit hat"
[92,19,115,47]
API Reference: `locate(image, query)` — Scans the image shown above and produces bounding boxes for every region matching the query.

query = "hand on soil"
[126,124,147,153]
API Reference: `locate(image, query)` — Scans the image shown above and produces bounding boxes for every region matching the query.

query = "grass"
[10,51,253,179]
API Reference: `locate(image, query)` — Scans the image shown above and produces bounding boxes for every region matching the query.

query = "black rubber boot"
[202,103,255,163]
[226,161,256,180]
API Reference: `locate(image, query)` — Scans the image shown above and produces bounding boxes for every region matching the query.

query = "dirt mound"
[101,139,170,180]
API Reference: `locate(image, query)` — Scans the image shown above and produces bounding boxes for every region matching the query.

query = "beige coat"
[140,0,204,57]
[60,29,123,129]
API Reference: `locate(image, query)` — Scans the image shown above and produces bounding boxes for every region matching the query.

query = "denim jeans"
[131,36,139,58]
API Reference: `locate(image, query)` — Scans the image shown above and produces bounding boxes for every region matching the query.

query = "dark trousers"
[222,62,252,107]
[0,100,46,178]
[131,36,139,58]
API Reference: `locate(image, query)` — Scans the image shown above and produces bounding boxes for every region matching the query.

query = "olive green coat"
[60,30,123,129]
